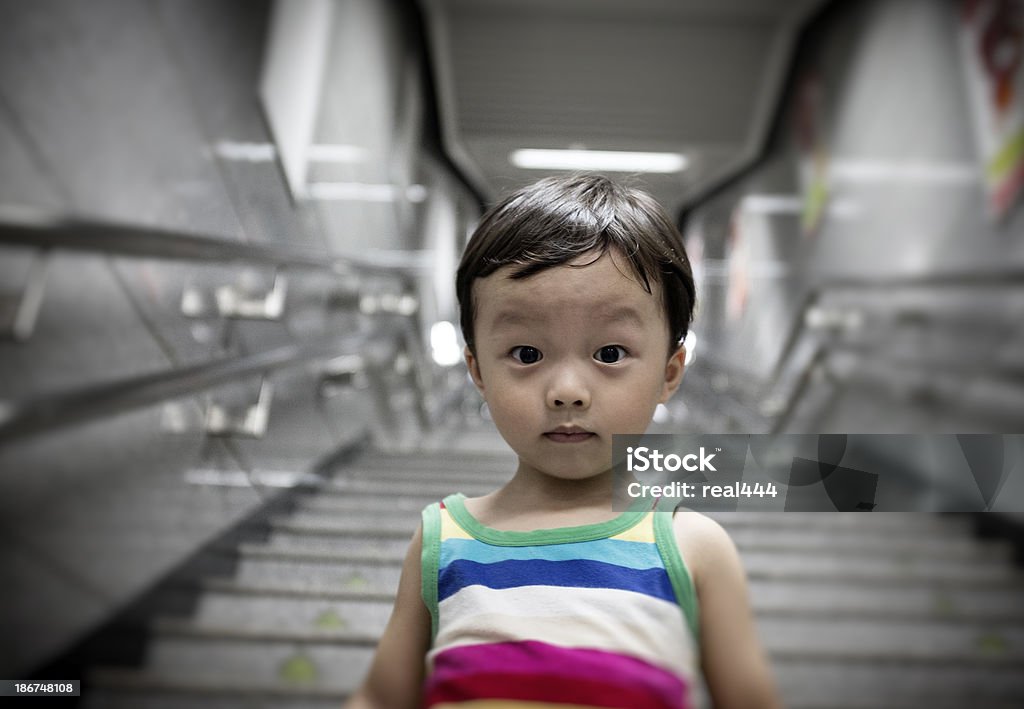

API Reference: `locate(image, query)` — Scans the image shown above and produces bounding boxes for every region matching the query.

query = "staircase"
[81,448,514,709]
[82,446,1024,708]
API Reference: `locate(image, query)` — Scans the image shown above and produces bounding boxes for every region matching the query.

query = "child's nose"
[546,365,591,409]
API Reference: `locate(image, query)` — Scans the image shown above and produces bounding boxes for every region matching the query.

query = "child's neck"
[466,462,622,531]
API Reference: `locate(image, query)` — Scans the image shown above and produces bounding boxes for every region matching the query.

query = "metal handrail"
[768,270,1024,387]
[0,209,425,276]
[763,270,1024,433]
[0,322,407,446]
[0,210,459,444]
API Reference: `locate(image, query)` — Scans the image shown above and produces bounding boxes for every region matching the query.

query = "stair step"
[350,458,512,471]
[322,478,497,496]
[117,635,373,692]
[739,550,1020,583]
[236,543,404,564]
[363,451,515,468]
[772,658,1024,708]
[191,595,393,637]
[704,512,974,534]
[289,503,433,522]
[751,579,1024,623]
[85,687,344,709]
[745,565,1023,588]
[276,511,420,532]
[233,557,401,592]
[258,534,412,557]
[152,618,379,645]
[86,666,350,706]
[269,516,415,539]
[725,528,1011,558]
[295,495,438,514]
[309,488,474,503]
[759,616,1024,665]
[344,465,513,482]
[202,578,394,603]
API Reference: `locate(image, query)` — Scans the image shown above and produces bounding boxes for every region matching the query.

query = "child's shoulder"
[668,508,741,589]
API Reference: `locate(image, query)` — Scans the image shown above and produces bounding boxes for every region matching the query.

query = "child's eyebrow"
[599,306,647,328]
[490,310,534,328]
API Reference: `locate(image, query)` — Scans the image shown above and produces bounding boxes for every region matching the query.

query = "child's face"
[465,248,685,483]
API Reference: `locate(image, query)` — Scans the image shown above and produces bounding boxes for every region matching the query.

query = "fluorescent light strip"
[510,149,687,173]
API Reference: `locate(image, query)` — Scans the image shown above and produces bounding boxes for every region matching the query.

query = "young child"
[345,174,781,708]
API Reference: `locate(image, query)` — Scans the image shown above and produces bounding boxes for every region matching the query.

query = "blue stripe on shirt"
[439,537,663,571]
[437,558,676,604]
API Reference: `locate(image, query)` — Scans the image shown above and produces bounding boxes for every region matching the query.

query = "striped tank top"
[420,493,700,708]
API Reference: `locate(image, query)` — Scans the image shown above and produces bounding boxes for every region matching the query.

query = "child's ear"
[659,344,686,403]
[465,346,485,393]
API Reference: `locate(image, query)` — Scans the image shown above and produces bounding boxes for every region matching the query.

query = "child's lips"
[544,428,596,443]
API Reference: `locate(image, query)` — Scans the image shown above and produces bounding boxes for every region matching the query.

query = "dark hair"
[456,173,696,355]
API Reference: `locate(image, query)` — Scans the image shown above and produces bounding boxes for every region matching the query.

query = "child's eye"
[510,346,543,364]
[594,345,627,364]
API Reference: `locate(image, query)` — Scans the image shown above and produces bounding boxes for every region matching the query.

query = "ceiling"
[419,0,825,215]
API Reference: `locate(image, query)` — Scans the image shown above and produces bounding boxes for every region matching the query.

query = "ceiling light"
[510,149,687,173]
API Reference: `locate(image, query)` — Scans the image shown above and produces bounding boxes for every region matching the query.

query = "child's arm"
[344,525,431,709]
[674,511,783,709]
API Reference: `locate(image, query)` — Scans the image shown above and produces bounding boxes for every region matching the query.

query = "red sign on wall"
[960,0,1024,220]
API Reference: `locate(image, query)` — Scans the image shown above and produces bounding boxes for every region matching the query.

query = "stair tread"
[88,666,349,698]
[113,636,373,689]
[202,578,395,602]
[152,618,379,645]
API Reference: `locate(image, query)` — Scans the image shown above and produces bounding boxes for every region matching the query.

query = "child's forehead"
[473,250,663,323]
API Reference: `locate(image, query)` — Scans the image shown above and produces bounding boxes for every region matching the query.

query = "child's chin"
[538,465,611,481]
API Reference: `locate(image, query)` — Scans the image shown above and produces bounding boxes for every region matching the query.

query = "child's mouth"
[544,431,596,443]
